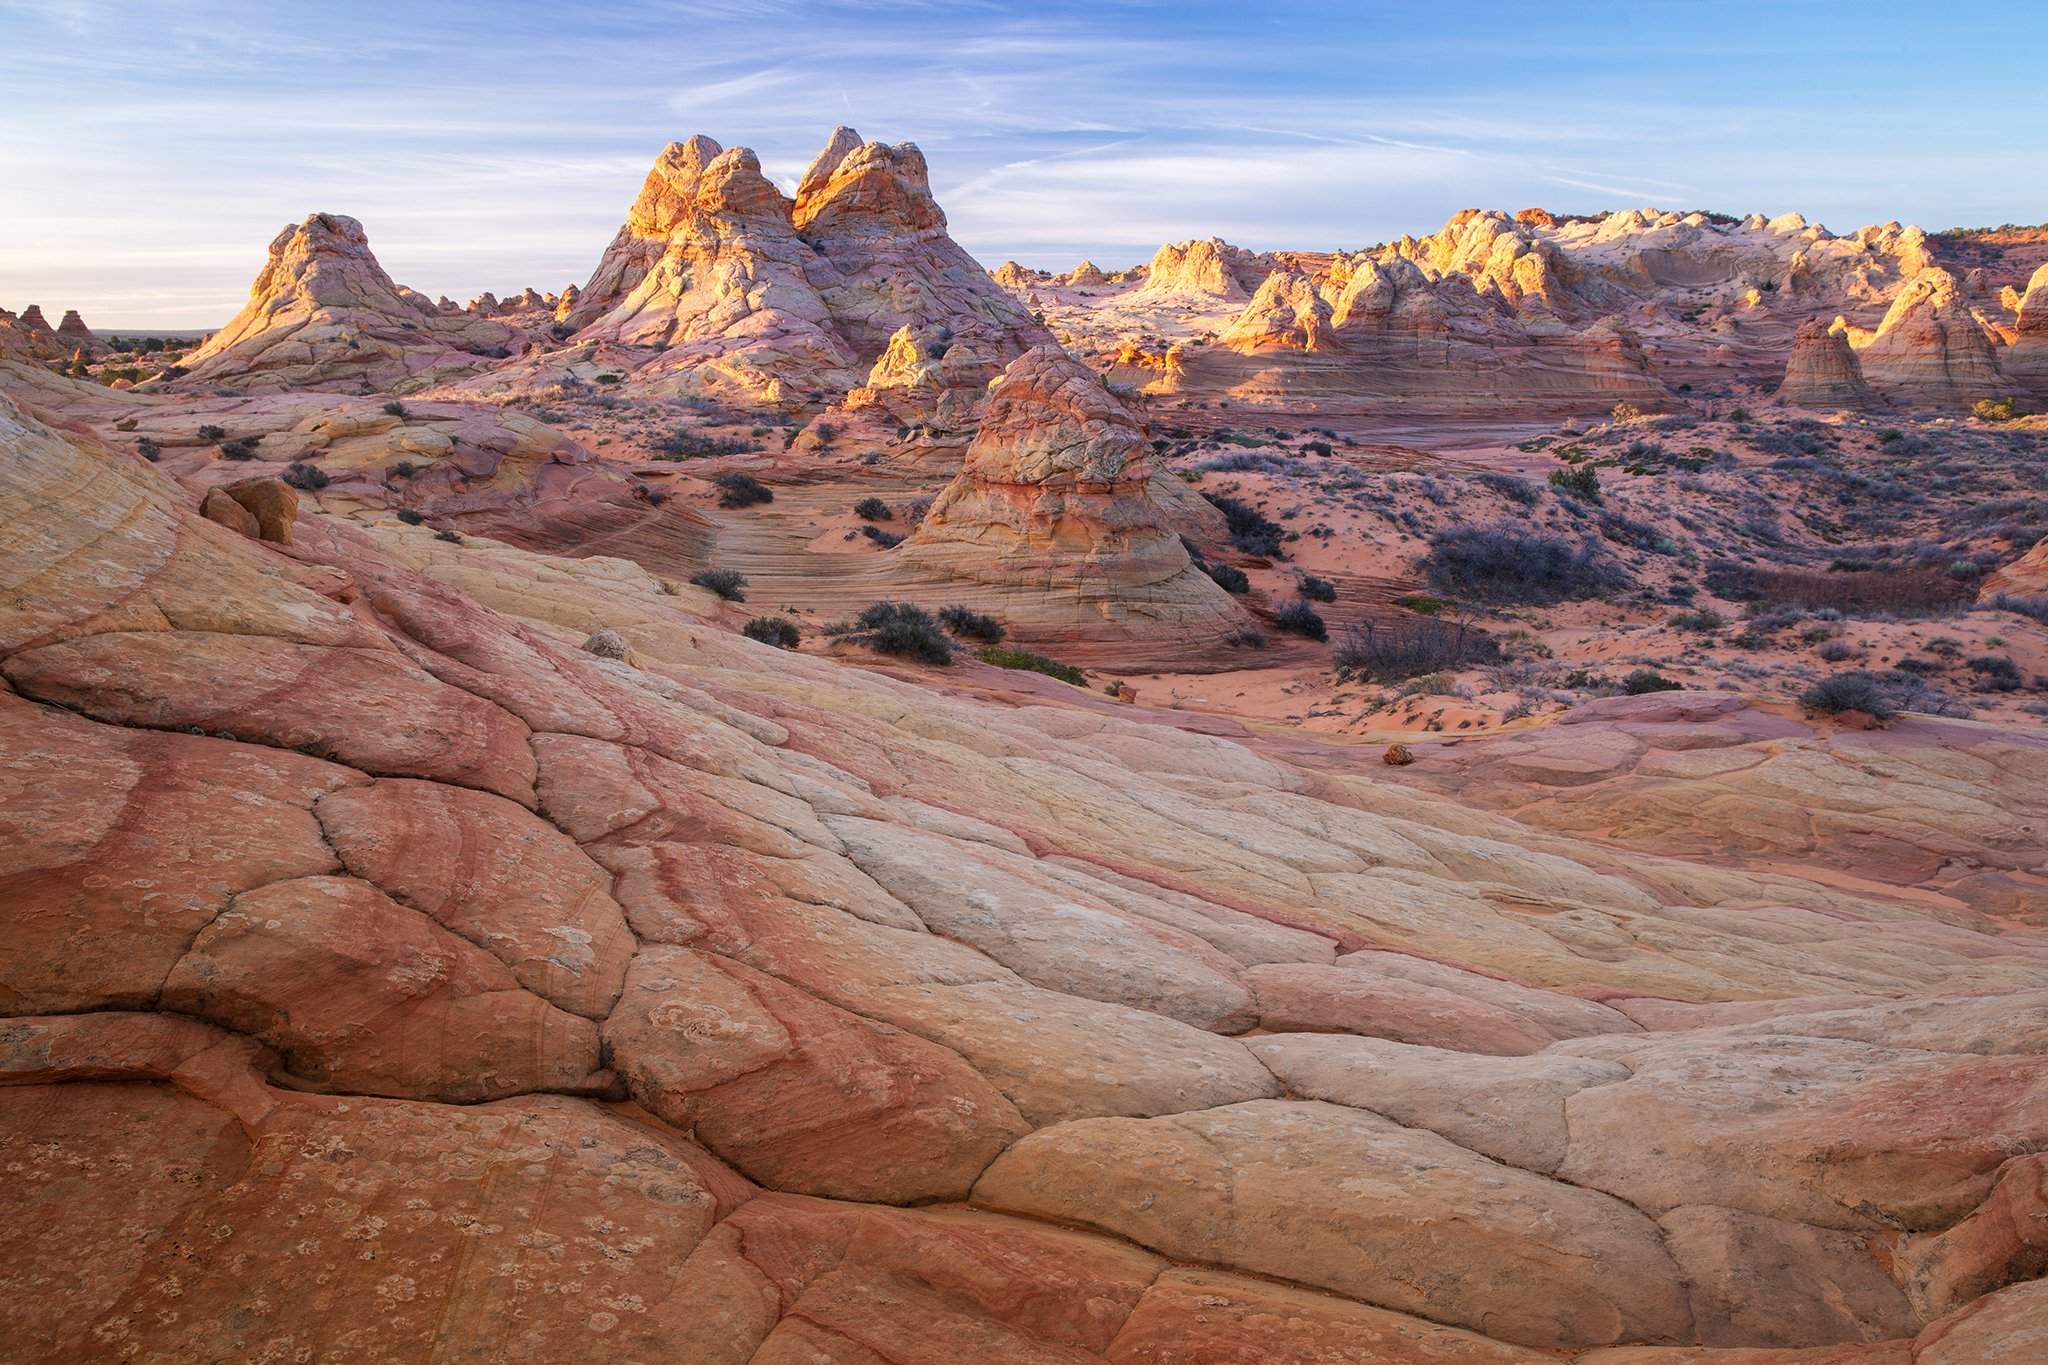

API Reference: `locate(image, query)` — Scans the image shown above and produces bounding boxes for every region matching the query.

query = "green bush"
[690,568,748,601]
[1800,671,1896,719]
[1623,669,1683,695]
[1297,575,1337,602]
[1203,493,1285,558]
[1203,562,1250,593]
[742,616,801,649]
[1667,609,1724,633]
[977,645,1084,686]
[282,461,329,490]
[714,472,773,508]
[1548,464,1602,503]
[854,497,891,521]
[937,605,1004,642]
[1423,524,1628,604]
[1273,599,1327,641]
[853,602,953,664]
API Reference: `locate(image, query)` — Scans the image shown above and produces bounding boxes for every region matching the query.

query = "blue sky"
[3,0,2042,326]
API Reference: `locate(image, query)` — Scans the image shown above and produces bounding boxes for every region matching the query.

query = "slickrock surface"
[5,360,2047,1360]
[177,213,525,393]
[895,344,1248,660]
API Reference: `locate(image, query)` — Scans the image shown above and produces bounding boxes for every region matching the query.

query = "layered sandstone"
[0,304,65,360]
[1982,534,2048,599]
[178,213,524,393]
[1220,269,1338,352]
[894,344,1246,657]
[2004,261,2048,403]
[825,321,1001,456]
[566,128,1045,403]
[1174,249,1669,417]
[1854,267,2006,405]
[1777,317,1875,407]
[55,309,98,350]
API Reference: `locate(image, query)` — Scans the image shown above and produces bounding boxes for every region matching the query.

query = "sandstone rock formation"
[895,344,1245,658]
[55,309,98,350]
[1778,317,1875,407]
[565,128,1046,403]
[0,303,65,360]
[1169,246,1671,418]
[5,386,2048,1358]
[990,259,1041,288]
[792,130,1042,363]
[1982,534,2048,599]
[199,476,299,543]
[1853,267,2006,405]
[178,213,524,393]
[1136,237,1273,300]
[2005,260,2048,403]
[1220,268,1338,352]
[824,321,1000,456]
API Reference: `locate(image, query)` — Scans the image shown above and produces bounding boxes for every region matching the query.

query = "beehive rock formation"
[827,322,1000,454]
[2004,260,2048,403]
[178,213,524,393]
[55,309,99,350]
[1853,267,2006,405]
[895,345,1245,657]
[1221,269,1338,352]
[1778,317,1876,407]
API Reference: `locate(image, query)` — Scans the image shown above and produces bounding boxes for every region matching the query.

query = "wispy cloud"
[3,0,2043,324]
